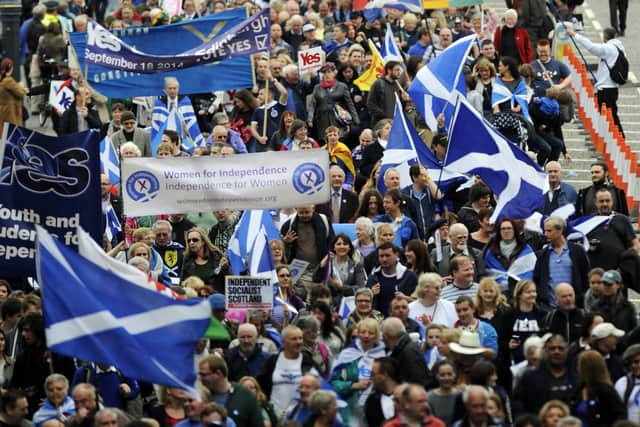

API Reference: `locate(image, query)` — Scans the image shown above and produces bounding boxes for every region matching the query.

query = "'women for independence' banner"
[85,9,269,74]
[121,150,330,216]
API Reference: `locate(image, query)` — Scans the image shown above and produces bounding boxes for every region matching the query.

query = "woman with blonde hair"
[539,400,570,427]
[330,318,385,425]
[571,350,625,426]
[408,273,457,328]
[499,279,547,391]
[475,278,509,328]
[239,376,277,427]
[181,227,229,294]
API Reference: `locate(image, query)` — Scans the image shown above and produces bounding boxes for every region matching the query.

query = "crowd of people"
[0,0,637,426]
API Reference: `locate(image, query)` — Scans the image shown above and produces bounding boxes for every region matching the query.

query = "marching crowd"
[0,0,638,426]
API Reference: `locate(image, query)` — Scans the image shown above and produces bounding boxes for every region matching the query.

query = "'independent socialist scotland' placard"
[121,150,330,216]
[225,276,273,310]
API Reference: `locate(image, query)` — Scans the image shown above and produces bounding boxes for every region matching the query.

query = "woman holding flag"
[483,218,536,297]
[330,318,385,426]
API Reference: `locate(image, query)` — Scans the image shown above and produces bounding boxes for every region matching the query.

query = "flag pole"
[262,81,269,137]
[547,0,597,82]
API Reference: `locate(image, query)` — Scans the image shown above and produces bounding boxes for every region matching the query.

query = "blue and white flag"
[228,210,281,275]
[364,0,422,21]
[485,245,536,290]
[378,94,466,195]
[445,98,548,222]
[99,136,120,185]
[84,10,270,74]
[338,296,355,320]
[491,76,531,121]
[104,204,121,242]
[36,226,211,395]
[151,96,204,151]
[382,23,403,63]
[408,34,476,131]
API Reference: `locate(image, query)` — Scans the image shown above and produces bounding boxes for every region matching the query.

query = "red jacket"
[383,415,446,427]
[493,26,533,64]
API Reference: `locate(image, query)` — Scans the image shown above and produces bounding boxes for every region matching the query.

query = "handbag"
[332,103,353,126]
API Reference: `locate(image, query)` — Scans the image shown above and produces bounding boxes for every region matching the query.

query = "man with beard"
[586,187,638,270]
[576,161,628,216]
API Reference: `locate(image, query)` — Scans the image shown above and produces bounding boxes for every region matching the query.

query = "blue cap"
[208,293,226,310]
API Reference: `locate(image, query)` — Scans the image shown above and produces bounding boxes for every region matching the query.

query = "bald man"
[542,283,585,343]
[316,165,359,223]
[540,161,577,215]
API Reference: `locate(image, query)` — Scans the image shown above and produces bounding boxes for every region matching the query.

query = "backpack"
[604,47,629,85]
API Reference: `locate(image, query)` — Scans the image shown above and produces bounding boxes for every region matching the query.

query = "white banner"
[121,150,330,216]
[298,46,325,75]
[225,276,273,310]
[48,80,75,113]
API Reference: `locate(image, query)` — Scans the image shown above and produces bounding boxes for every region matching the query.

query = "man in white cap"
[591,322,625,381]
[302,23,322,49]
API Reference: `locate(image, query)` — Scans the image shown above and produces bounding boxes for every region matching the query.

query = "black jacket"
[533,242,591,308]
[59,102,102,135]
[281,212,333,265]
[591,294,638,332]
[569,382,626,427]
[576,182,628,217]
[543,307,585,344]
[512,362,577,416]
[388,334,431,388]
[364,389,395,427]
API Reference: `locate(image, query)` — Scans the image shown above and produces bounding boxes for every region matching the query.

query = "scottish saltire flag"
[150,117,168,157]
[491,77,531,121]
[382,23,403,63]
[484,245,536,290]
[378,95,466,195]
[408,34,476,131]
[446,98,548,222]
[228,210,281,275]
[364,0,422,21]
[76,227,180,298]
[104,205,121,242]
[338,296,355,320]
[151,97,204,153]
[36,226,211,395]
[99,136,120,185]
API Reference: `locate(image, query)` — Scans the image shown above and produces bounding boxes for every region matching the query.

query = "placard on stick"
[225,276,273,310]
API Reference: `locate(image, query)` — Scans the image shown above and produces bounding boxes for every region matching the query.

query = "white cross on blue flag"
[36,226,211,395]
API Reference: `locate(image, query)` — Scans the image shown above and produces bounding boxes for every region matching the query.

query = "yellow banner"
[354,40,385,92]
[423,0,448,8]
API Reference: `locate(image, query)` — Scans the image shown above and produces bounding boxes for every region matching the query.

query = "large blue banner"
[0,124,102,276]
[85,10,269,74]
[70,9,255,97]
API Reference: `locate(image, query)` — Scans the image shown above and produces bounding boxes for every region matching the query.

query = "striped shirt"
[440,282,479,303]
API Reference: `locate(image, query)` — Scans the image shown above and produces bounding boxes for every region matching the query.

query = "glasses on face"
[356,299,371,304]
[603,282,615,287]
[124,121,136,126]
[215,135,227,140]
[278,273,290,277]
[188,238,201,243]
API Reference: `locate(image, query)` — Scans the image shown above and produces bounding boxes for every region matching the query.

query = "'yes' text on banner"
[0,125,102,275]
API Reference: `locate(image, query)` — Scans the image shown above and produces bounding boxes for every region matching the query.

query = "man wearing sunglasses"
[590,270,637,332]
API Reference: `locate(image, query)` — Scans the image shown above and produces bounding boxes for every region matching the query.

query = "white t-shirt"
[615,375,640,422]
[408,298,458,328]
[271,353,303,412]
